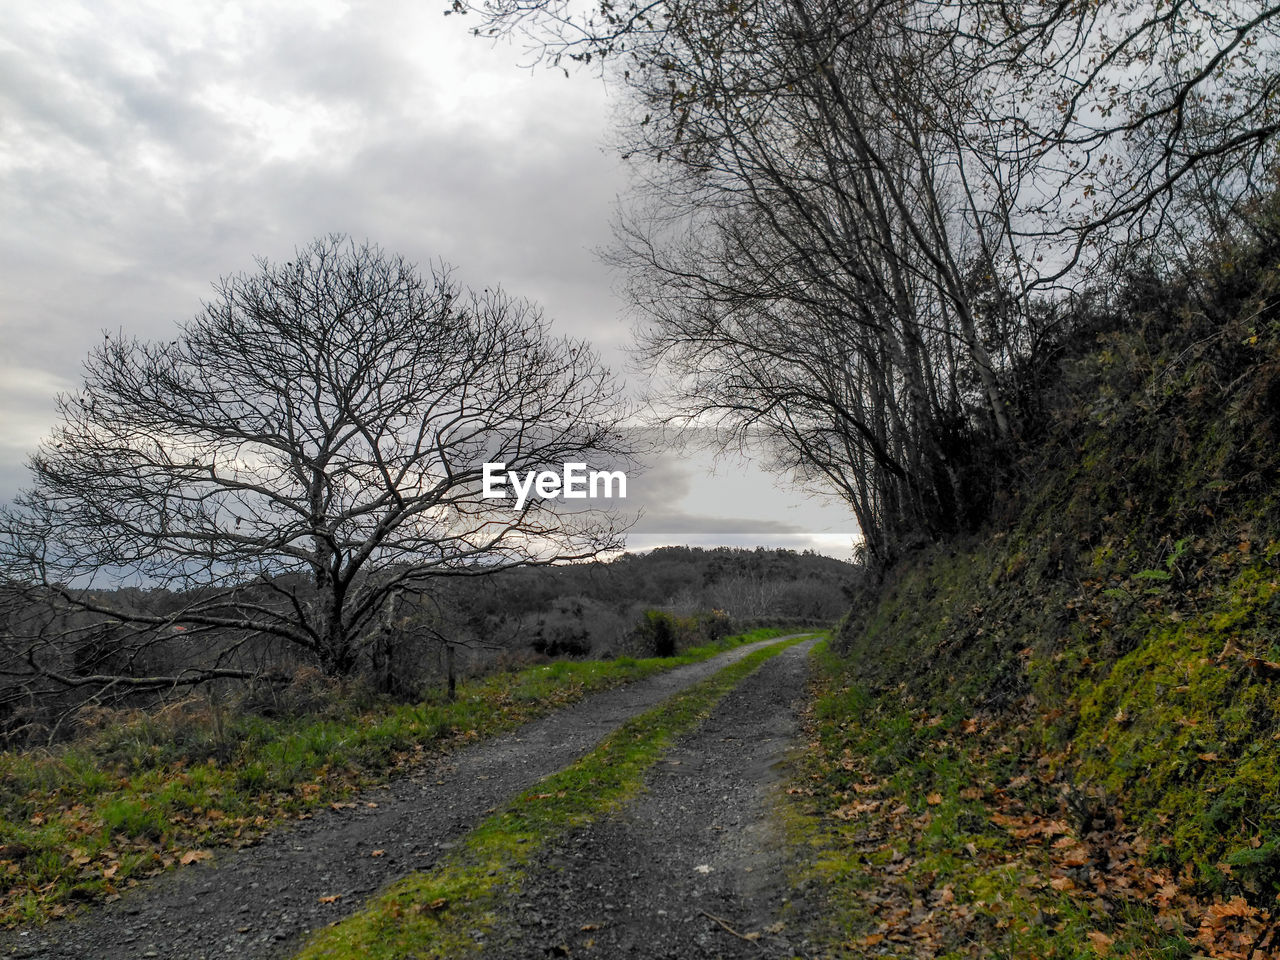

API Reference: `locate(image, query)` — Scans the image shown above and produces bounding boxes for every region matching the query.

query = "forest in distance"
[0,545,848,745]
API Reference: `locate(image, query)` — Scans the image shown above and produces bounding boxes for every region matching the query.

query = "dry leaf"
[1205,896,1257,921]
[1245,656,1280,677]
[1086,930,1113,956]
[833,800,880,820]
[318,894,340,904]
[179,850,212,866]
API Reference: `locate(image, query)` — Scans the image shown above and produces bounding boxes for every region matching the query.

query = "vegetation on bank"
[294,633,816,960]
[0,627,786,927]
[786,208,1280,957]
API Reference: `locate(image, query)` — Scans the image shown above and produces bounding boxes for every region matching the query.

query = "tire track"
[0,636,805,960]
[480,639,819,959]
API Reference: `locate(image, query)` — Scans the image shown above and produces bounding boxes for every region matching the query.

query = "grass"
[781,641,1184,959]
[293,632,817,959]
[0,627,789,926]
[786,538,1280,960]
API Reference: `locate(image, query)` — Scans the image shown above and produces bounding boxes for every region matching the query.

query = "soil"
[478,638,820,960]
[0,636,814,960]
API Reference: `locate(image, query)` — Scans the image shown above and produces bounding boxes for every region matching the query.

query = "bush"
[695,609,733,643]
[636,609,678,657]
[631,608,738,656]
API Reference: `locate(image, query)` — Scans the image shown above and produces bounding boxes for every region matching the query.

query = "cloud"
[0,0,859,557]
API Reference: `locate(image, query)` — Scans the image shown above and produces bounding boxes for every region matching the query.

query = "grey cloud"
[0,2,858,558]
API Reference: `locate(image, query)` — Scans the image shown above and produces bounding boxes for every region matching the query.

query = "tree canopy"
[466,0,1280,565]
[1,236,635,682]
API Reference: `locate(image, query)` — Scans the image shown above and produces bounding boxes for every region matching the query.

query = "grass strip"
[294,633,817,959]
[0,627,788,926]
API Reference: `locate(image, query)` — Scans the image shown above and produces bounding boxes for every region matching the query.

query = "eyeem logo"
[482,462,627,510]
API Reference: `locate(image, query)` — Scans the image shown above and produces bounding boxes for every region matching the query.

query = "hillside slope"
[793,217,1280,957]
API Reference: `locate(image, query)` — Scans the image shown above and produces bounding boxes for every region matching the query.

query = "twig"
[699,909,764,950]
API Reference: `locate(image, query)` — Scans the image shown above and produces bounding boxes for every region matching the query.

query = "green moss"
[793,261,1280,948]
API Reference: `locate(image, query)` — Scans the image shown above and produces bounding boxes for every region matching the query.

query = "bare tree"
[602,0,1023,563]
[464,0,1279,566]
[0,236,635,703]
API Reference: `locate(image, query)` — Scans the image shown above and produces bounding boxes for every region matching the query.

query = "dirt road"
[479,638,818,959]
[1,636,814,960]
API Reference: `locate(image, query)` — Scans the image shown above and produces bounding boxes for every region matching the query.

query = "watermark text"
[482,462,626,510]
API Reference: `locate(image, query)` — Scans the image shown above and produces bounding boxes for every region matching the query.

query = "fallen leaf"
[1205,896,1258,921]
[371,849,385,858]
[427,897,448,911]
[318,895,341,904]
[926,793,943,806]
[1086,930,1113,956]
[179,850,212,866]
[580,923,600,931]
[833,800,880,820]
[1246,656,1280,678]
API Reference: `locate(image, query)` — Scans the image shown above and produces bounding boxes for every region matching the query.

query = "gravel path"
[0,637,802,960]
[479,638,819,959]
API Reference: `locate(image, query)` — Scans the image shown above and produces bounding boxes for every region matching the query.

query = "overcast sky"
[0,0,859,558]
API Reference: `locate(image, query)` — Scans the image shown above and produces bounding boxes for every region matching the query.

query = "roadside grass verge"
[293,633,818,960]
[780,641,1243,959]
[0,627,788,926]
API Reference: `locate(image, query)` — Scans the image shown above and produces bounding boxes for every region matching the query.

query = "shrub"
[636,609,678,657]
